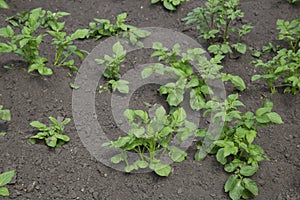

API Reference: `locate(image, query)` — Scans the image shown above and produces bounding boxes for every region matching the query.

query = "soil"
[0,0,300,200]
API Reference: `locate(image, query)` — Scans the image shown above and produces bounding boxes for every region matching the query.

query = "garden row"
[0,0,299,200]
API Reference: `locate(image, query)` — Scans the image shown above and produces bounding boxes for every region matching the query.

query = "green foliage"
[142,42,245,109]
[277,19,300,52]
[48,23,89,71]
[196,95,283,199]
[104,106,196,176]
[151,0,188,11]
[252,19,300,94]
[29,117,71,147]
[96,42,129,94]
[88,13,150,46]
[0,8,71,75]
[184,0,253,57]
[0,0,8,9]
[0,170,15,196]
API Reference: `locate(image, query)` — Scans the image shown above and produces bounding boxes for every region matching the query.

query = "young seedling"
[0,170,15,196]
[88,13,150,47]
[0,0,8,9]
[151,0,188,11]
[95,41,129,94]
[0,105,11,136]
[104,106,196,176]
[277,19,300,52]
[142,42,245,109]
[29,117,71,147]
[184,0,253,57]
[196,94,283,200]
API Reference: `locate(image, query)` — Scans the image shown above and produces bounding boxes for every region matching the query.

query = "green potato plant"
[142,42,246,109]
[252,19,300,94]
[88,13,150,47]
[184,0,253,57]
[29,117,71,147]
[104,106,196,176]
[196,94,283,200]
[0,105,11,136]
[95,41,129,94]
[47,23,89,71]
[151,0,188,11]
[0,8,70,75]
[0,0,8,8]
[0,170,15,196]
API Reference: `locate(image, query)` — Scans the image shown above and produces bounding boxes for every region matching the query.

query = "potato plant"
[95,42,129,94]
[88,13,150,47]
[196,94,283,199]
[29,117,71,147]
[252,19,300,94]
[151,0,188,11]
[104,106,196,176]
[184,0,253,57]
[142,42,246,109]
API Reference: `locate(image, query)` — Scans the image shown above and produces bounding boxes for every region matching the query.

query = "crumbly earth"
[0,0,299,199]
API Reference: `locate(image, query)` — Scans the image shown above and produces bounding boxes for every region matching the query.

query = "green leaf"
[69,83,80,90]
[0,170,15,187]
[141,67,153,79]
[152,163,172,176]
[171,107,186,127]
[240,165,258,176]
[0,0,9,9]
[113,41,126,57]
[229,179,244,200]
[233,43,247,54]
[251,75,261,82]
[266,112,283,124]
[243,178,258,196]
[216,148,227,165]
[0,187,9,196]
[0,109,11,121]
[195,147,207,161]
[46,136,58,147]
[30,121,46,129]
[168,146,187,162]
[135,160,148,169]
[163,1,176,10]
[246,130,256,144]
[111,154,124,164]
[0,132,6,136]
[70,29,89,40]
[224,175,238,192]
[55,134,70,142]
[113,80,129,94]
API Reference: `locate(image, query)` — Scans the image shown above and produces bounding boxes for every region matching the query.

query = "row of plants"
[0,0,298,199]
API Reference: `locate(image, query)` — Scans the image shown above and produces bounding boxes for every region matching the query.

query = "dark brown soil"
[0,0,299,199]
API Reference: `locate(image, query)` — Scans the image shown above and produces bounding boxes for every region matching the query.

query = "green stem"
[223,20,231,42]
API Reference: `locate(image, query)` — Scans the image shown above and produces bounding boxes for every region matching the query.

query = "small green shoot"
[29,117,71,147]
